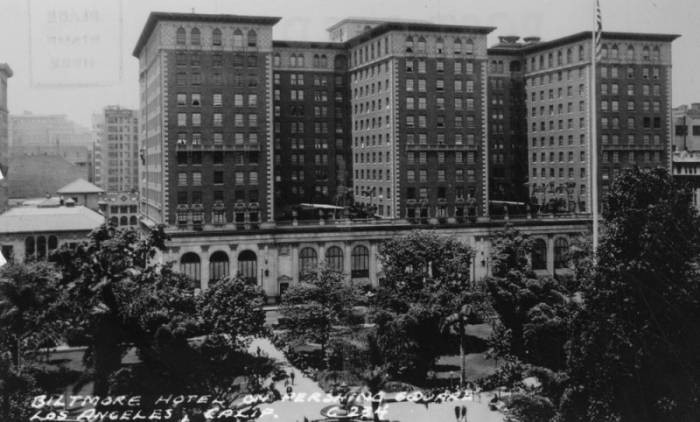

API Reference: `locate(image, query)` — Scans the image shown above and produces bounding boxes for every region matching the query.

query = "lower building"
[98,192,140,227]
[672,149,700,210]
[0,201,104,263]
[155,217,590,299]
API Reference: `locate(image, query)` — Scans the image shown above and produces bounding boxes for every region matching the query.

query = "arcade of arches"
[166,220,586,300]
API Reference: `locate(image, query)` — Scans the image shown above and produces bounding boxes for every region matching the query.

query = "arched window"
[325,246,344,272]
[557,50,562,65]
[652,46,660,61]
[453,38,462,55]
[627,45,635,60]
[110,216,118,225]
[554,238,569,269]
[642,46,650,60]
[209,251,229,282]
[436,37,444,54]
[191,28,201,45]
[290,54,297,67]
[417,36,426,53]
[320,54,328,68]
[532,239,547,270]
[601,44,609,59]
[566,48,572,64]
[247,29,257,48]
[238,250,257,283]
[334,54,346,70]
[465,39,474,55]
[273,53,281,66]
[611,45,619,59]
[130,216,137,225]
[578,45,585,61]
[25,236,35,259]
[180,252,201,283]
[48,236,58,251]
[120,216,128,226]
[37,236,46,259]
[176,27,186,45]
[299,247,318,278]
[297,54,305,67]
[313,54,320,67]
[351,245,369,278]
[405,36,414,53]
[233,29,243,48]
[212,28,222,46]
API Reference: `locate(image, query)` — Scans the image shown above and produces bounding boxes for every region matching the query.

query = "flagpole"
[590,0,601,255]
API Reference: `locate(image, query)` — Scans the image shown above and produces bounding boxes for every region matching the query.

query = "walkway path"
[247,338,505,422]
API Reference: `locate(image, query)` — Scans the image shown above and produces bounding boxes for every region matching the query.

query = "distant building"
[93,106,139,192]
[56,178,104,210]
[9,112,94,181]
[0,201,104,263]
[0,63,12,213]
[6,154,86,200]
[672,104,700,152]
[98,192,139,227]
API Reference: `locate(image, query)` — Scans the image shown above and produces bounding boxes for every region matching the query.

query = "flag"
[594,0,603,61]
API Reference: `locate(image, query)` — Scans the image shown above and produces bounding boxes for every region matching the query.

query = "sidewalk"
[247,338,505,422]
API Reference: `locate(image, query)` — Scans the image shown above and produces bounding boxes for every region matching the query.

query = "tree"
[280,266,359,368]
[0,262,63,369]
[560,168,700,422]
[485,225,575,371]
[373,231,482,384]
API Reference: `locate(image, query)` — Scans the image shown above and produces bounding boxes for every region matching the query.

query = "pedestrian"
[461,405,468,422]
[290,370,295,385]
[286,385,293,396]
[256,346,262,357]
[454,405,460,421]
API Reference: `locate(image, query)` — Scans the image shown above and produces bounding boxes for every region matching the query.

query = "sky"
[1,0,699,128]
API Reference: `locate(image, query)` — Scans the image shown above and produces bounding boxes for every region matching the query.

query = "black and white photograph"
[0,0,699,421]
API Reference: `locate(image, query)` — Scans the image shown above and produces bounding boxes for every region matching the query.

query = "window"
[191,28,200,45]
[351,245,369,278]
[176,27,186,45]
[554,238,569,269]
[247,30,257,47]
[233,29,243,48]
[212,28,222,46]
[180,253,201,283]
[238,250,257,282]
[532,239,547,270]
[299,247,318,278]
[325,246,344,272]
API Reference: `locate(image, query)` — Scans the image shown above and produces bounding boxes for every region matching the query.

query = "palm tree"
[440,293,488,387]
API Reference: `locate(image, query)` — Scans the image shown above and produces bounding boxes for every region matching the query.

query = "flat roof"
[0,205,104,234]
[344,21,496,47]
[133,12,282,57]
[522,31,680,54]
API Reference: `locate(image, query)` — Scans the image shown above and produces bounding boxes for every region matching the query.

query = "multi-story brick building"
[134,12,280,230]
[346,22,494,221]
[272,41,352,219]
[93,106,140,192]
[486,36,529,211]
[0,63,12,212]
[524,31,678,212]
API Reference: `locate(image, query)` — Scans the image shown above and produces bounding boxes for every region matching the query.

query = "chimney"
[523,36,541,44]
